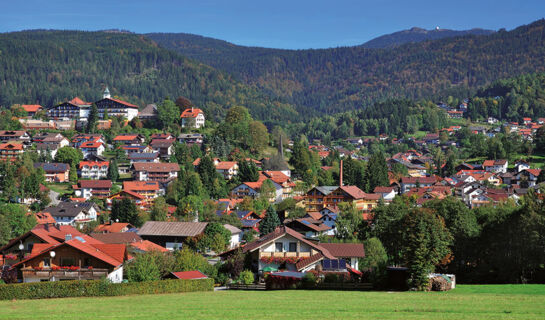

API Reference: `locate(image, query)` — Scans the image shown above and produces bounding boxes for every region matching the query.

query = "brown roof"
[90,232,142,244]
[132,162,180,172]
[295,253,324,271]
[320,243,365,258]
[94,222,133,233]
[137,221,207,237]
[79,180,112,188]
[339,186,367,199]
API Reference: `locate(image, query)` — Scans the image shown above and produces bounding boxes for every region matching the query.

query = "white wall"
[107,266,124,283]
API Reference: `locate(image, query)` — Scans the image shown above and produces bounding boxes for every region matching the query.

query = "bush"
[0,278,213,300]
[126,252,162,282]
[301,272,317,288]
[237,270,254,285]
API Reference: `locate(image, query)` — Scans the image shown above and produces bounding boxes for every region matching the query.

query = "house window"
[275,242,283,252]
[60,257,75,267]
[289,242,297,252]
[43,258,50,268]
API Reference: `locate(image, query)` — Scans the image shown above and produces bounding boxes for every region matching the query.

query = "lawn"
[1,285,544,320]
[46,183,73,197]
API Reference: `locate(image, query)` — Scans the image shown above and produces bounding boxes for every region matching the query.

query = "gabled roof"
[320,243,365,258]
[79,180,112,189]
[21,104,42,112]
[90,232,142,244]
[243,226,335,259]
[170,270,208,280]
[42,202,98,218]
[96,97,138,108]
[123,181,160,191]
[94,222,133,233]
[79,161,109,168]
[137,221,207,237]
[0,143,23,150]
[295,253,324,271]
[132,162,180,172]
[180,108,204,118]
[34,162,69,173]
[130,240,169,253]
[69,97,90,106]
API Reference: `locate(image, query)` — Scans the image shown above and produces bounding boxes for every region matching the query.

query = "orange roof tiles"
[180,108,204,118]
[130,240,169,253]
[123,181,160,191]
[171,270,208,279]
[21,104,42,113]
[79,161,109,169]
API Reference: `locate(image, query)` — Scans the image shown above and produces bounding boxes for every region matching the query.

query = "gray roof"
[314,186,338,196]
[137,221,207,237]
[128,152,159,160]
[223,224,242,234]
[44,202,97,218]
[34,162,69,173]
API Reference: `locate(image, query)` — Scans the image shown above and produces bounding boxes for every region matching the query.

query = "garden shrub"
[237,270,254,285]
[0,278,213,300]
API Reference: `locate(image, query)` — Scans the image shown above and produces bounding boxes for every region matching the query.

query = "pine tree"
[259,205,280,236]
[86,103,98,133]
[107,159,119,182]
[366,151,389,192]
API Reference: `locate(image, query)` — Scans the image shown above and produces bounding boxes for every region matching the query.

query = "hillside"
[0,30,298,123]
[360,27,495,49]
[148,19,545,117]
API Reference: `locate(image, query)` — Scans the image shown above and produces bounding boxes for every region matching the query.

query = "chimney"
[339,160,343,187]
[65,234,72,241]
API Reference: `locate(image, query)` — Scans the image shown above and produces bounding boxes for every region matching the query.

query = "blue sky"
[0,0,543,49]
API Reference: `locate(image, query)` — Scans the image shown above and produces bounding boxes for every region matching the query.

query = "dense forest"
[359,27,495,49]
[149,19,545,117]
[0,30,297,124]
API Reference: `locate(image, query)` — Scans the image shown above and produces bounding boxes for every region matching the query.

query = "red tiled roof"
[69,97,89,105]
[374,186,394,193]
[123,181,160,191]
[33,212,56,224]
[113,134,139,141]
[171,270,208,280]
[106,98,138,108]
[21,104,42,112]
[80,141,103,149]
[180,108,204,118]
[319,243,365,258]
[94,223,132,233]
[215,161,237,170]
[130,240,169,253]
[339,186,366,199]
[401,176,437,184]
[0,143,23,150]
[306,212,323,220]
[79,161,109,169]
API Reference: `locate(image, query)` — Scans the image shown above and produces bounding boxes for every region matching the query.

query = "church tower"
[103,87,111,99]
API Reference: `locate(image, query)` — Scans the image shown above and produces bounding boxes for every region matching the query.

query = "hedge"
[0,278,214,300]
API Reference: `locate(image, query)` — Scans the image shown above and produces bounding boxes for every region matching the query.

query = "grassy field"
[1,285,544,320]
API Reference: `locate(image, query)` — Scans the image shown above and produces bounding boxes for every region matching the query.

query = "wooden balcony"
[22,268,109,281]
[259,251,311,258]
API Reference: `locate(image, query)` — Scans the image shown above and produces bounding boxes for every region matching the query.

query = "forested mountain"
[360,27,495,49]
[0,30,298,123]
[148,19,545,117]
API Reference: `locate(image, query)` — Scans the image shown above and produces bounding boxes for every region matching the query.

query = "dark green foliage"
[238,160,259,182]
[365,151,389,193]
[150,197,168,221]
[86,103,98,133]
[402,209,453,290]
[259,205,281,236]
[198,222,231,253]
[110,198,141,227]
[198,155,226,199]
[0,30,297,124]
[0,204,36,246]
[107,160,119,182]
[149,20,545,119]
[126,252,162,282]
[0,278,213,300]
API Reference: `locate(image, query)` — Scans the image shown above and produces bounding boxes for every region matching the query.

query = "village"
[0,87,543,291]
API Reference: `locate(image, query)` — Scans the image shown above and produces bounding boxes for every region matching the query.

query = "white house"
[180,107,205,129]
[79,161,109,179]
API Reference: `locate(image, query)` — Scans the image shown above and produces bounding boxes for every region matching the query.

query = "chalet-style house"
[42,202,99,225]
[122,181,161,206]
[79,140,105,159]
[94,87,139,121]
[178,133,204,145]
[113,134,146,146]
[132,162,180,184]
[304,186,381,213]
[128,152,159,164]
[138,104,158,121]
[21,104,42,117]
[73,180,112,199]
[10,236,127,283]
[34,163,70,183]
[231,179,283,203]
[94,222,134,233]
[242,226,364,274]
[150,139,174,159]
[483,159,508,174]
[400,176,437,194]
[215,161,239,180]
[34,133,69,158]
[71,134,104,148]
[284,218,331,237]
[180,107,205,128]
[0,143,24,161]
[47,97,91,120]
[79,161,109,179]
